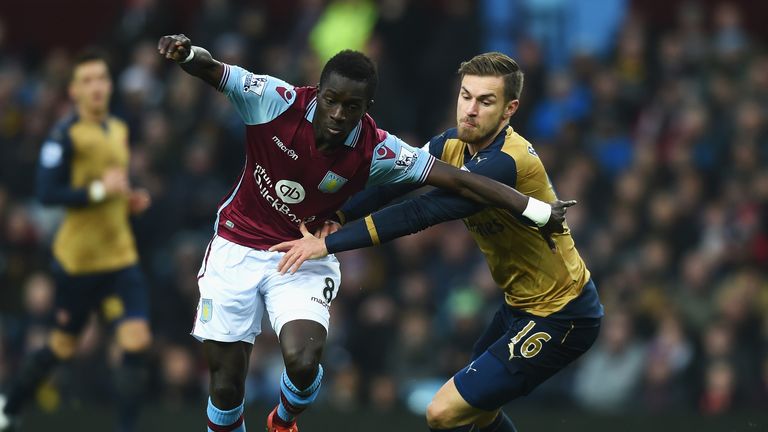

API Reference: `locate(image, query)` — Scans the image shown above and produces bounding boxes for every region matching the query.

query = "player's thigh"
[50,261,103,336]
[428,378,497,428]
[192,236,266,344]
[469,306,509,361]
[108,264,150,322]
[261,253,341,337]
[454,313,601,410]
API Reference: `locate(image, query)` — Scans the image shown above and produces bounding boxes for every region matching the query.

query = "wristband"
[180,47,195,63]
[522,197,551,227]
[88,180,106,202]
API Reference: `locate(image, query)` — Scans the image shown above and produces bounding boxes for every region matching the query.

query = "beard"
[457,112,505,145]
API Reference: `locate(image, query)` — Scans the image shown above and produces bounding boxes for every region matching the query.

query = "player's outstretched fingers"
[269,240,294,252]
[283,251,301,275]
[276,247,296,273]
[290,253,309,275]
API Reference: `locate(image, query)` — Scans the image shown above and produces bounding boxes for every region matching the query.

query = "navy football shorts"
[453,291,601,410]
[52,260,150,334]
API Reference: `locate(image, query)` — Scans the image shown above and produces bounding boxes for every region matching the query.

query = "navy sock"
[5,347,60,415]
[114,352,148,432]
[479,412,517,432]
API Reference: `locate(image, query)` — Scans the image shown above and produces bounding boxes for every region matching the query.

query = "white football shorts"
[191,235,341,344]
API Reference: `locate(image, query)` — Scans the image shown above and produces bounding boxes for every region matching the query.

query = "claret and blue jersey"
[213,64,436,250]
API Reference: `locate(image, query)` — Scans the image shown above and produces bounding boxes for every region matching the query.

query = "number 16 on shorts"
[507,320,552,359]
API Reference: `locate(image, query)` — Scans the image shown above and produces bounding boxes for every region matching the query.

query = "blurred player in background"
[157,34,573,432]
[0,51,153,432]
[272,52,603,432]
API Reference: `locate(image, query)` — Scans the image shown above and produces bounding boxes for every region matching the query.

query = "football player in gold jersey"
[0,51,152,432]
[272,52,603,432]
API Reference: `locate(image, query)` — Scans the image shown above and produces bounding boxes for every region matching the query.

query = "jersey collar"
[304,97,362,148]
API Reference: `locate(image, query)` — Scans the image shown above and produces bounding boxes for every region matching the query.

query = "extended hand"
[102,167,129,196]
[539,199,577,252]
[129,188,151,215]
[269,223,330,274]
[157,34,192,62]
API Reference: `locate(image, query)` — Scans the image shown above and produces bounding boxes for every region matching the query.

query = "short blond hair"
[458,52,524,102]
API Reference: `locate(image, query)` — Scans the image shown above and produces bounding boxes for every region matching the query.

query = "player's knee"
[282,345,322,388]
[426,399,461,429]
[48,330,78,360]
[116,320,152,352]
[210,374,244,409]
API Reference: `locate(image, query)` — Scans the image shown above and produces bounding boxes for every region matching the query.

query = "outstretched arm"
[423,160,552,227]
[335,183,422,225]
[270,189,575,274]
[157,34,223,88]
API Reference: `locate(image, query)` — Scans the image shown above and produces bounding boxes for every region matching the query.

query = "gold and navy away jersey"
[329,126,601,318]
[37,114,137,274]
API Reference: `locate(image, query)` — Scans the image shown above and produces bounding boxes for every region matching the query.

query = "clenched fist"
[157,34,192,62]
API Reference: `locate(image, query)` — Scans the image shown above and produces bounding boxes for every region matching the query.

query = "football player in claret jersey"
[0,51,152,432]
[157,34,575,432]
[272,52,603,432]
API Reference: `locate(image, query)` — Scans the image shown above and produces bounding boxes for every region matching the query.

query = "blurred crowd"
[1,0,767,419]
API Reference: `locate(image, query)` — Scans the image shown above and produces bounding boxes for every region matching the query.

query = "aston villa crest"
[318,171,348,193]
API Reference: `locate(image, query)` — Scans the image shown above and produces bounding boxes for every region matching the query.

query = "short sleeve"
[218,64,296,125]
[367,132,436,186]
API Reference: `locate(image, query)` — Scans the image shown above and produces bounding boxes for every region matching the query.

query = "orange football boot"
[266,406,298,432]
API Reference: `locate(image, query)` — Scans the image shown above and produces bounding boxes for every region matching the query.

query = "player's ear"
[367,99,375,110]
[504,99,519,120]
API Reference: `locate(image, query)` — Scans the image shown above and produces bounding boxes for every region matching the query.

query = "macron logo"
[272,136,298,160]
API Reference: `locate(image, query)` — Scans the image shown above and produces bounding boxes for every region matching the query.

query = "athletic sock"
[4,347,60,415]
[114,352,148,432]
[275,365,323,425]
[478,412,517,432]
[207,398,245,432]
